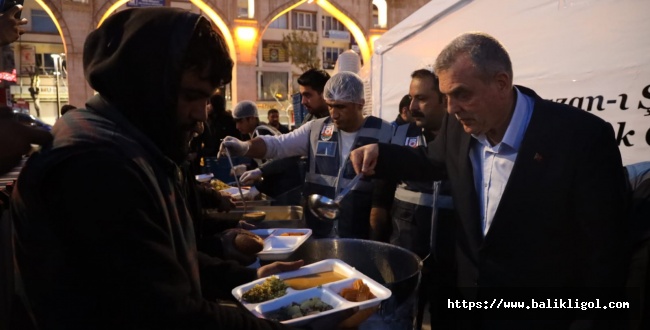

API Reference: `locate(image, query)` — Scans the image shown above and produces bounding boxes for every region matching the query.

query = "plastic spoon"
[223,146,247,214]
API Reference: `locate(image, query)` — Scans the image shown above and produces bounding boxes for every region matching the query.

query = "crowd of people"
[1,6,649,330]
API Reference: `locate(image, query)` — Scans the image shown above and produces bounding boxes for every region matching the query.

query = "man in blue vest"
[380,68,456,329]
[390,94,414,129]
[222,71,394,239]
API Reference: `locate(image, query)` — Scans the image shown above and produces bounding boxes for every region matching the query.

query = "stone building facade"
[12,0,427,124]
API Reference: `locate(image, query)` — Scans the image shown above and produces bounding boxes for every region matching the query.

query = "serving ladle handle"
[333,172,363,204]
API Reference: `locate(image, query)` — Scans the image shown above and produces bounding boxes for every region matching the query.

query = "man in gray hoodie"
[10,8,316,330]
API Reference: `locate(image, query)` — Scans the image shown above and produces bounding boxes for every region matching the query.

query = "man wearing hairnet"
[222,72,394,239]
[232,100,282,139]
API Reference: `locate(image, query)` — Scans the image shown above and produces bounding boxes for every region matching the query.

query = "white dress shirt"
[469,87,534,236]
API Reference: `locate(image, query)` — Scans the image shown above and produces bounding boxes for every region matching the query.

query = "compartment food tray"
[232,259,392,326]
[249,228,312,261]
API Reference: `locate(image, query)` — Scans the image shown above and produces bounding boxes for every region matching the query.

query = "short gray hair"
[434,32,512,83]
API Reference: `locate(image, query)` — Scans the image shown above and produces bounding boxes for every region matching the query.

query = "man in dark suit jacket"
[351,32,628,328]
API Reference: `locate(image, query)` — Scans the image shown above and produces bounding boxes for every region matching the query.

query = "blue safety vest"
[390,122,454,258]
[304,116,393,238]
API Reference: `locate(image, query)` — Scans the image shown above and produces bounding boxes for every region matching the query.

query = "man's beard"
[167,122,197,164]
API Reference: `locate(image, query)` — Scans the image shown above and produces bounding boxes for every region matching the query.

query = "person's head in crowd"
[398,94,413,123]
[83,8,232,164]
[409,68,446,132]
[11,9,309,329]
[0,5,27,46]
[60,104,77,116]
[0,106,52,174]
[232,100,259,135]
[332,50,361,74]
[434,32,513,142]
[297,68,330,117]
[208,93,227,115]
[267,108,281,127]
[323,71,365,133]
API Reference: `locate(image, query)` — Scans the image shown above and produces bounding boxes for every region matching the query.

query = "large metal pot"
[288,238,422,330]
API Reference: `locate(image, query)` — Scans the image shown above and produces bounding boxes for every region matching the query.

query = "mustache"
[411,110,425,118]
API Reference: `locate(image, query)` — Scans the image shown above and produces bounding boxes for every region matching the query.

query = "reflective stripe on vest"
[392,123,426,148]
[395,185,434,206]
[391,123,434,194]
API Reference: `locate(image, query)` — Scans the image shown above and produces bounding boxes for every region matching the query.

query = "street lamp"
[51,54,61,118]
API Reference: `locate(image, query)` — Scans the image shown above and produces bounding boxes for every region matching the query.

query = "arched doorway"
[7,0,70,125]
[98,0,239,104]
[253,0,370,127]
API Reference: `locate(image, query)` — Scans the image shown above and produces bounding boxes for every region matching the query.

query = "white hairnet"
[323,71,364,104]
[232,100,258,119]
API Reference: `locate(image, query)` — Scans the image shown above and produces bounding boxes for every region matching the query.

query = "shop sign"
[126,0,165,7]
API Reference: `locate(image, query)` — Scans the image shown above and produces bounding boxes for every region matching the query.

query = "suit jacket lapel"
[458,132,484,246]
[483,94,549,245]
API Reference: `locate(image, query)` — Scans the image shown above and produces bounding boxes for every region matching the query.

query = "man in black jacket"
[351,32,628,328]
[298,69,330,124]
[10,8,308,330]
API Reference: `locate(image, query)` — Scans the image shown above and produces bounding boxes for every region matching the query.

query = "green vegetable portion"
[264,297,334,321]
[242,276,289,303]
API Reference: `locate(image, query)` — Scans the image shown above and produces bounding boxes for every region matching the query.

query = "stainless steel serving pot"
[288,238,422,330]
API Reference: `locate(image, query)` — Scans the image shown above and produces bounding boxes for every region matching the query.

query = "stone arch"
[94,0,125,27]
[254,0,302,60]
[256,0,370,65]
[258,1,300,35]
[95,1,235,58]
[33,0,74,54]
[319,0,371,64]
[326,0,369,36]
[187,0,239,101]
[94,0,239,101]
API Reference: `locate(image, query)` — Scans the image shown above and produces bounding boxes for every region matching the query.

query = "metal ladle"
[308,172,363,220]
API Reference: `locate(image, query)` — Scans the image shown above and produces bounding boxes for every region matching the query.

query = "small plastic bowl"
[243,211,266,223]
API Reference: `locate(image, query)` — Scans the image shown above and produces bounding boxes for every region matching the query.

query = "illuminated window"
[238,0,255,18]
[295,11,314,30]
[322,47,345,70]
[372,5,379,27]
[269,13,288,29]
[31,10,57,34]
[258,71,289,101]
[34,53,66,75]
[237,0,248,17]
[372,0,387,28]
[322,15,346,37]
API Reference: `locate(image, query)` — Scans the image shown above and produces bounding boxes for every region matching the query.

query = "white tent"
[371,0,650,165]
